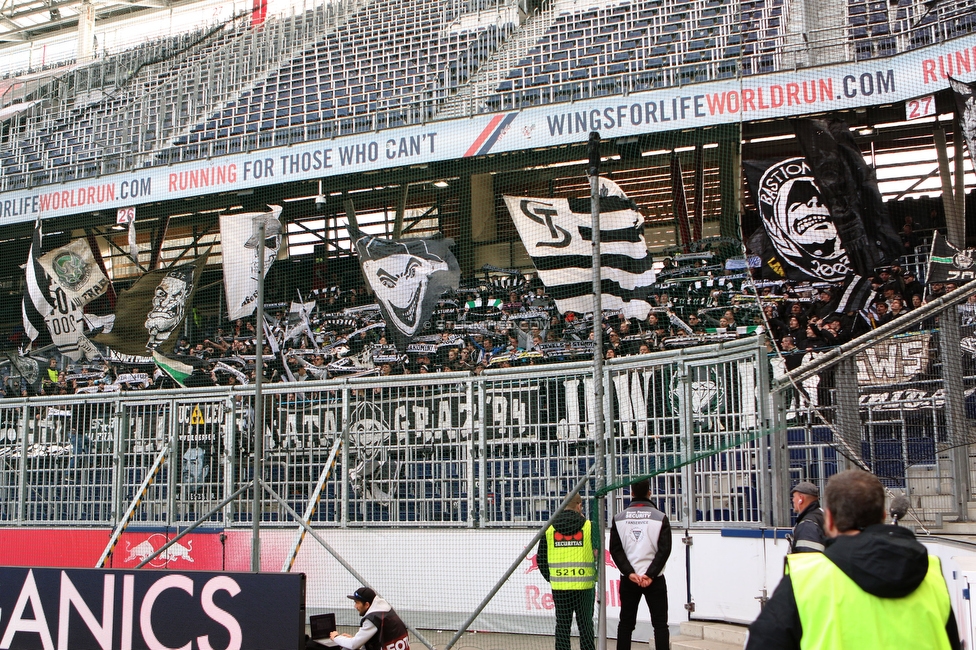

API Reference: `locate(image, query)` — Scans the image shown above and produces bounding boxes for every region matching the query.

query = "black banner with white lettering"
[0,566,304,650]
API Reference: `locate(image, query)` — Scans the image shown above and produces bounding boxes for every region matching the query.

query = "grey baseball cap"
[791,481,819,497]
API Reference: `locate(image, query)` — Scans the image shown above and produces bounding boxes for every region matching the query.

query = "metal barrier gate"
[0,337,770,529]
[769,283,976,526]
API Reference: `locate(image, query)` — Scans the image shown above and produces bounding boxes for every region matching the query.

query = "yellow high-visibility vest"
[546,520,595,590]
[788,551,951,650]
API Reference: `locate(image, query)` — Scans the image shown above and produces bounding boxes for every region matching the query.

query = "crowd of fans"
[0,234,960,396]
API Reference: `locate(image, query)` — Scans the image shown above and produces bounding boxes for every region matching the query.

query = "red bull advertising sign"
[0,566,304,650]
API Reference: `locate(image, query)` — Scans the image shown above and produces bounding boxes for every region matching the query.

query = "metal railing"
[4,286,975,533]
[0,337,770,529]
[770,281,976,526]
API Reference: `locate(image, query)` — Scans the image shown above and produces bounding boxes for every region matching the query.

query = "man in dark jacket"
[789,481,825,553]
[609,479,671,650]
[746,470,961,649]
[536,493,596,650]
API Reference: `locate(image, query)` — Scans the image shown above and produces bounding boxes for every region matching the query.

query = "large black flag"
[22,224,54,343]
[743,157,851,282]
[351,229,460,352]
[949,76,976,164]
[95,253,208,357]
[743,152,887,312]
[791,117,902,277]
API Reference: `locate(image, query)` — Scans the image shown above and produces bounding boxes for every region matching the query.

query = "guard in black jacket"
[609,479,671,650]
[789,481,825,553]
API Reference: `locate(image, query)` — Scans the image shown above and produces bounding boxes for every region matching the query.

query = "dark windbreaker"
[745,524,961,650]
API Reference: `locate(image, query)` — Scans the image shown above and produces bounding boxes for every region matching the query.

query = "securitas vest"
[363,610,410,650]
[546,519,596,591]
[787,552,951,650]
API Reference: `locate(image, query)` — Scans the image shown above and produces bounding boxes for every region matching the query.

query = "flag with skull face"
[744,156,853,283]
[95,252,208,357]
[351,228,461,352]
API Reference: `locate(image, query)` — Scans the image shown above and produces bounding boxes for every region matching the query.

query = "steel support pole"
[934,127,965,247]
[834,356,862,472]
[251,218,267,572]
[588,132,609,650]
[769,389,791,527]
[941,314,972,521]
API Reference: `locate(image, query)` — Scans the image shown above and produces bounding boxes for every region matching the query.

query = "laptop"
[309,613,337,641]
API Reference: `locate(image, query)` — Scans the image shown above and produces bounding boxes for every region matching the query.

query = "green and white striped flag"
[153,351,193,387]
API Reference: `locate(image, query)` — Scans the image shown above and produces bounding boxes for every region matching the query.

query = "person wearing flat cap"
[330,587,410,650]
[790,481,825,554]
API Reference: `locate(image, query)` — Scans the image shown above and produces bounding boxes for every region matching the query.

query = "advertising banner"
[0,34,974,223]
[0,566,304,650]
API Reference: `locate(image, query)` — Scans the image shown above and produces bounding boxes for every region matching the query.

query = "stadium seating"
[2,0,976,189]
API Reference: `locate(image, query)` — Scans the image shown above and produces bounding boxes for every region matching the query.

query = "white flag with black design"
[352,228,461,351]
[22,223,54,343]
[950,76,976,163]
[504,178,656,320]
[44,281,90,360]
[38,239,109,310]
[220,205,283,321]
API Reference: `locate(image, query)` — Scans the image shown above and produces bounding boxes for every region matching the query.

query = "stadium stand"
[4,0,976,191]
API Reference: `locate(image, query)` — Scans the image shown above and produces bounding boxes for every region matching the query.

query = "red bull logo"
[123,533,194,567]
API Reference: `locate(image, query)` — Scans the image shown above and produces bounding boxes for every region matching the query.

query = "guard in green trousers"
[537,493,596,650]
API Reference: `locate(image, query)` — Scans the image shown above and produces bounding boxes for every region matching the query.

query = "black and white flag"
[504,178,656,320]
[5,352,44,395]
[744,149,891,312]
[950,76,976,163]
[351,228,461,351]
[220,205,283,321]
[38,239,109,310]
[95,253,208,357]
[744,157,853,283]
[927,231,976,283]
[22,224,54,343]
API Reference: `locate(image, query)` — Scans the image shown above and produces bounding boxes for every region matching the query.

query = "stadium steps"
[670,621,748,650]
[436,4,558,118]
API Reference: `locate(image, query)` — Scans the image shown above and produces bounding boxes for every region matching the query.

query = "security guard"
[746,470,961,649]
[537,493,596,650]
[789,481,825,553]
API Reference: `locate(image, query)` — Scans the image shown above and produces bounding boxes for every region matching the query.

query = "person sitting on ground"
[330,587,410,650]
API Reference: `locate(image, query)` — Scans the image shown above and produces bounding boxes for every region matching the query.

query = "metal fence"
[769,282,976,527]
[6,292,973,535]
[0,336,770,530]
